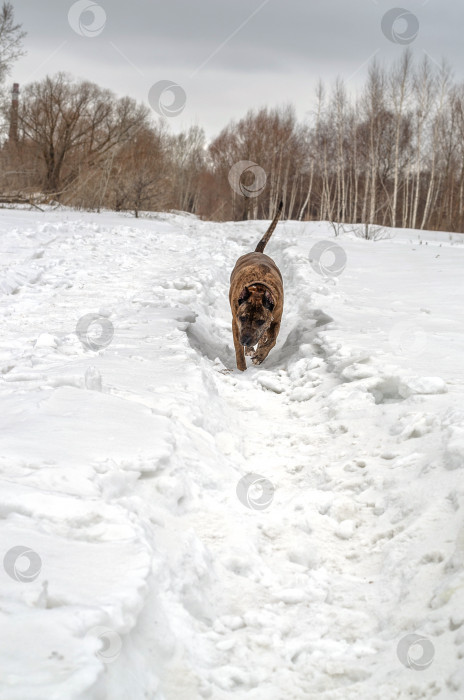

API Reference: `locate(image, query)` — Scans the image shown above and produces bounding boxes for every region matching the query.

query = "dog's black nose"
[241,334,252,346]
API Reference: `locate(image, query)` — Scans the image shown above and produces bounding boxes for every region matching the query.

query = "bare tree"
[0,2,25,194]
[17,73,149,194]
[389,49,412,227]
[420,59,451,229]
[410,56,436,229]
[0,2,25,85]
[298,81,323,221]
[333,77,347,221]
[362,61,386,226]
[169,124,206,212]
[209,105,305,221]
[110,126,170,216]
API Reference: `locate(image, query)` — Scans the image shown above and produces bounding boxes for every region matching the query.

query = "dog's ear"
[263,290,275,311]
[238,287,251,306]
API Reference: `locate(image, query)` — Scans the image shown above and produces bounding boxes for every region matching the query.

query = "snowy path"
[0,208,463,699]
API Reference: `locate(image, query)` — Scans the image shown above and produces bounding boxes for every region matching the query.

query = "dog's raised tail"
[255,201,283,253]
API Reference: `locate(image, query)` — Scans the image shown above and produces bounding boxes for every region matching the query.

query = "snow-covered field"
[0,207,463,699]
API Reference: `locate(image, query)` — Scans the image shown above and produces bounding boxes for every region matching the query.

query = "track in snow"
[0,208,463,699]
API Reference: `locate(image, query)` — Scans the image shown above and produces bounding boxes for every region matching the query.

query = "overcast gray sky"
[8,0,464,137]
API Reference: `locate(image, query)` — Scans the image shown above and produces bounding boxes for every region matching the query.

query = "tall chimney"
[9,83,19,144]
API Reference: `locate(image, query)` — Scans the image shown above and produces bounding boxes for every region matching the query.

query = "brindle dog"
[229,202,283,371]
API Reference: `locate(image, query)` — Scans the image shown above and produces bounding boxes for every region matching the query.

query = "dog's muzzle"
[240,333,253,346]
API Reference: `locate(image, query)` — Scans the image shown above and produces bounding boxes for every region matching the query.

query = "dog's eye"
[256,320,265,327]
[239,315,246,322]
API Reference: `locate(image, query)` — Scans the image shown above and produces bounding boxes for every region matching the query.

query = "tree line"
[0,0,463,231]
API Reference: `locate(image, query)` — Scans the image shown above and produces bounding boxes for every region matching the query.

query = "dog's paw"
[244,346,256,357]
[251,354,264,365]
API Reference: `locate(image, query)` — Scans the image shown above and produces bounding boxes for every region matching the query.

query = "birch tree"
[389,49,412,226]
[420,60,451,229]
[410,56,435,229]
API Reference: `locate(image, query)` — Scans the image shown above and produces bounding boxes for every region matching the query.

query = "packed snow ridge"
[0,207,463,700]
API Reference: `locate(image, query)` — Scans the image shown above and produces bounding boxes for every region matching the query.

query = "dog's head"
[236,284,274,347]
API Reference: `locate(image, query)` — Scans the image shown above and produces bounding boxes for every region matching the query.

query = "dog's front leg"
[232,317,246,371]
[251,321,280,366]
